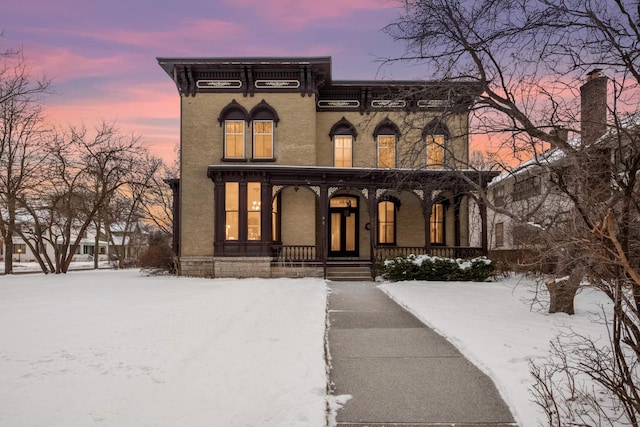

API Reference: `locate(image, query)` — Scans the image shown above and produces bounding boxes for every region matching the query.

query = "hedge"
[382,254,494,282]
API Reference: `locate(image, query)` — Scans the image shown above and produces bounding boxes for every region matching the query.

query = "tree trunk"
[546,266,584,315]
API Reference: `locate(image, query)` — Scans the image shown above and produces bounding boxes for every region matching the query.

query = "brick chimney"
[580,69,608,145]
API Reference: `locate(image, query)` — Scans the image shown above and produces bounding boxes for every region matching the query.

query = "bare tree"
[385,0,640,423]
[0,45,50,274]
[34,122,149,273]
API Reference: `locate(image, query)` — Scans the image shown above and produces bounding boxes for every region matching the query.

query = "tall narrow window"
[426,134,445,168]
[495,222,504,247]
[253,120,273,159]
[330,117,357,168]
[247,182,261,240]
[334,135,353,167]
[225,182,239,240]
[377,201,396,244]
[377,135,395,168]
[374,119,399,168]
[219,100,249,161]
[430,203,445,244]
[249,101,279,160]
[225,120,245,159]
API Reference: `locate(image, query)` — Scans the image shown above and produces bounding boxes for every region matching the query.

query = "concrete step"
[326,266,372,281]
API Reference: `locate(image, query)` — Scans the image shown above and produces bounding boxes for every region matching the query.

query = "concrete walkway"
[327,281,517,426]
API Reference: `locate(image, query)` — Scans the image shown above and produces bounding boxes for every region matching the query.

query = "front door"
[329,196,359,257]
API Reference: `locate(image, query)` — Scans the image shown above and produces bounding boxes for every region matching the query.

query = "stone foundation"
[213,257,272,278]
[180,256,215,278]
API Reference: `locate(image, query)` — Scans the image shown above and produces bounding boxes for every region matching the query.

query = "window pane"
[345,214,356,251]
[430,203,444,244]
[331,212,341,251]
[225,182,239,240]
[225,120,245,158]
[247,182,261,240]
[377,201,395,244]
[334,135,352,167]
[253,120,273,159]
[330,197,357,208]
[426,135,445,168]
[377,135,395,168]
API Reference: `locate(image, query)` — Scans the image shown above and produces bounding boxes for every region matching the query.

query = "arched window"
[422,120,450,169]
[329,117,357,167]
[249,100,279,160]
[218,100,249,160]
[374,119,400,168]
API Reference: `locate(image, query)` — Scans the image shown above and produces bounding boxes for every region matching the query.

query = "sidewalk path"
[327,281,517,426]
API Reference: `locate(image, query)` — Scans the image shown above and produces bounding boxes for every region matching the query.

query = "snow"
[0,270,615,426]
[379,275,613,426]
[0,270,328,427]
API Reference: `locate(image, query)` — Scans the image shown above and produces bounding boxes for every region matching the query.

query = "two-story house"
[158,57,498,279]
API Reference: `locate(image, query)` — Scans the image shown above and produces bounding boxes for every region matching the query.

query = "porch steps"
[326,265,373,281]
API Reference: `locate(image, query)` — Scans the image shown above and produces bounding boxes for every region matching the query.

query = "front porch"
[198,165,497,279]
[272,244,486,280]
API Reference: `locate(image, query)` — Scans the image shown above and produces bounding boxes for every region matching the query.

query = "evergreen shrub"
[382,254,494,282]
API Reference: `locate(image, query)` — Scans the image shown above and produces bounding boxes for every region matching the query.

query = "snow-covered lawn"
[380,275,613,427]
[0,270,328,427]
[0,269,615,427]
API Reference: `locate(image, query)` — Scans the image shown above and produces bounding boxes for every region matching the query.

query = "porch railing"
[374,246,485,262]
[272,245,319,262]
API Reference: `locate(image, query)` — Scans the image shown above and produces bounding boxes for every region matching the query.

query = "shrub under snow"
[382,254,494,282]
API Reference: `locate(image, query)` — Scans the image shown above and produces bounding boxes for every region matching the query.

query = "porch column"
[424,191,432,254]
[213,176,225,256]
[261,179,272,257]
[479,196,488,254]
[320,184,328,278]
[454,194,462,248]
[367,185,377,268]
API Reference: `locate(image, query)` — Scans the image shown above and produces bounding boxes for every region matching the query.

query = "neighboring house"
[486,70,640,269]
[104,220,148,263]
[158,56,498,278]
[4,220,108,263]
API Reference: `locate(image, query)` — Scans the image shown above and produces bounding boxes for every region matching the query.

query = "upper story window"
[249,100,279,160]
[330,117,358,168]
[423,120,449,169]
[219,100,249,161]
[374,119,400,168]
[512,176,541,201]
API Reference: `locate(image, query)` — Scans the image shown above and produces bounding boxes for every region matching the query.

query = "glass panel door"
[328,196,359,257]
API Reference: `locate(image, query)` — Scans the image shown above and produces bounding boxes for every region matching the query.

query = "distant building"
[158,56,498,279]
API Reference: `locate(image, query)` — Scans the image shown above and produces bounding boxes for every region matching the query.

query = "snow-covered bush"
[382,254,494,282]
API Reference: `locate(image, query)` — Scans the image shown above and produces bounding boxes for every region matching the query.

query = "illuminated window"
[377,201,396,244]
[430,203,445,244]
[225,182,239,240]
[373,119,399,168]
[426,134,445,168]
[225,120,245,159]
[377,136,395,168]
[249,100,279,160]
[330,118,357,168]
[334,135,353,167]
[253,120,273,159]
[219,100,249,160]
[247,182,261,240]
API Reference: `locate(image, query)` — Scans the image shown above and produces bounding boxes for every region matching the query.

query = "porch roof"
[207,165,499,191]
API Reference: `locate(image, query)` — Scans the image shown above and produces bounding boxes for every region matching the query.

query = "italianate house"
[158,57,498,279]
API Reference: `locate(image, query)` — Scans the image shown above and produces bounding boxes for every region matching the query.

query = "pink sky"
[3,0,412,163]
